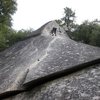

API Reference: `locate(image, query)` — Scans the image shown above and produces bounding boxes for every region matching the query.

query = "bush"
[72,20,100,47]
[0,24,33,52]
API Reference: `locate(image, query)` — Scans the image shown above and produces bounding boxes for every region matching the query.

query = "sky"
[12,0,100,30]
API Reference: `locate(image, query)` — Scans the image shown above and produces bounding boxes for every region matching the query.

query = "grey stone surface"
[24,35,100,84]
[0,35,52,93]
[11,64,100,100]
[0,21,100,99]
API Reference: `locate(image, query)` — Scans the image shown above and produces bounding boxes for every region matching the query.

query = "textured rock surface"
[0,21,100,100]
[11,64,100,100]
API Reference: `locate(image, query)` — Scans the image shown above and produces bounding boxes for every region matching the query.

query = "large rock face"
[0,21,100,100]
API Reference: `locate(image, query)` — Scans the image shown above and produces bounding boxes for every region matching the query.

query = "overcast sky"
[12,0,100,30]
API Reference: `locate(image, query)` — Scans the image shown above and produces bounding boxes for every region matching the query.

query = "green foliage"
[0,0,35,52]
[57,7,76,33]
[0,33,8,51]
[0,26,34,52]
[0,24,10,50]
[0,0,17,26]
[62,7,75,27]
[89,24,100,46]
[0,0,28,51]
[72,20,100,47]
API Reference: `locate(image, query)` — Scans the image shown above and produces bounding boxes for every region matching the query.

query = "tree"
[0,0,17,26]
[0,0,17,51]
[72,20,100,47]
[61,7,76,33]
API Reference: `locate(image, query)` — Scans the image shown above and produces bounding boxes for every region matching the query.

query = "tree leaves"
[72,20,100,47]
[0,0,17,26]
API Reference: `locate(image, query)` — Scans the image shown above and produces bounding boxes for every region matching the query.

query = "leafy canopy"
[72,20,100,47]
[0,0,17,26]
[56,7,76,33]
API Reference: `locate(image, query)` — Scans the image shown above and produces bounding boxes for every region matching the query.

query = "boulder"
[0,21,100,100]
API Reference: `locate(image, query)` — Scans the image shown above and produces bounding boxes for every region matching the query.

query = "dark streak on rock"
[0,90,24,100]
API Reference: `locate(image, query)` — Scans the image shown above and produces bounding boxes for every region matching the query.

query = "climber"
[51,27,57,36]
